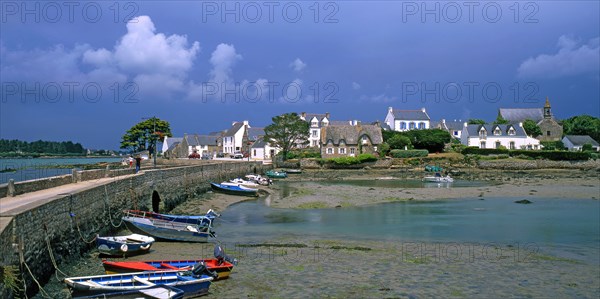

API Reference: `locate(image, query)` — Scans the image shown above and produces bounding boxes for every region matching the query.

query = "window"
[253,149,256,156]
[453,131,459,136]
[508,128,515,135]
[495,141,501,149]
[327,148,333,154]
[494,128,501,136]
[480,141,486,148]
[312,140,318,146]
[418,122,425,129]
[400,122,407,130]
[547,131,551,136]
[311,121,318,127]
[312,130,318,137]
[374,146,378,152]
[362,136,368,144]
[409,122,416,129]
[509,142,515,150]
[479,129,487,138]
[339,148,346,154]
[350,148,355,154]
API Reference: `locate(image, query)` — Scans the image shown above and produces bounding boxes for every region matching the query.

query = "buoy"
[120,244,128,252]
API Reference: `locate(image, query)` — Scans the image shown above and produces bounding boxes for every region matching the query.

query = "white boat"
[228,178,259,187]
[423,173,454,183]
[244,174,272,186]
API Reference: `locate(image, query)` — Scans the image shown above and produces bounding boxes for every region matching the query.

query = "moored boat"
[283,169,302,174]
[265,170,287,178]
[65,267,214,298]
[423,172,454,183]
[123,209,219,227]
[210,182,258,197]
[244,174,272,186]
[122,211,215,243]
[227,178,259,187]
[96,234,155,257]
[102,245,237,280]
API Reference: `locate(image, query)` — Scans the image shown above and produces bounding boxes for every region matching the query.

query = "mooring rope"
[104,185,124,228]
[71,214,97,244]
[20,249,52,298]
[44,233,69,281]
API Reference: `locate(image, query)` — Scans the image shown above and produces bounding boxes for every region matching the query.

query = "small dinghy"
[96,234,155,257]
[210,182,258,197]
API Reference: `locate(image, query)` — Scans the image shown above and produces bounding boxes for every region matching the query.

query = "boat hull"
[102,259,234,280]
[96,234,154,257]
[65,270,212,298]
[210,183,258,197]
[122,217,212,243]
[73,285,185,299]
[265,171,287,178]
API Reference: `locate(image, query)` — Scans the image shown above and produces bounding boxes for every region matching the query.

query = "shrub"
[541,141,565,151]
[388,135,412,150]
[389,149,429,158]
[357,153,378,163]
[509,150,590,161]
[378,142,390,157]
[461,147,509,155]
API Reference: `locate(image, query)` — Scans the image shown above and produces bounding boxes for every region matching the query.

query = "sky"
[1,1,599,150]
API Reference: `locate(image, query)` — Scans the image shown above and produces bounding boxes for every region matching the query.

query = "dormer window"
[479,128,487,138]
[311,121,318,127]
[494,128,502,136]
[508,128,516,135]
[362,135,369,144]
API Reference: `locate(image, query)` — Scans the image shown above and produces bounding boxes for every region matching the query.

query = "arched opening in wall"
[152,191,161,213]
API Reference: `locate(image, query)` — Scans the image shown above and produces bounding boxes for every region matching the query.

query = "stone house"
[384,107,431,131]
[434,119,464,139]
[499,98,563,142]
[320,123,383,158]
[161,136,183,155]
[461,123,541,150]
[170,134,220,158]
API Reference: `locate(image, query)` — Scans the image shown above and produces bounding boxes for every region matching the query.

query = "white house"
[250,138,281,160]
[562,135,600,151]
[161,136,183,154]
[223,121,249,154]
[461,122,541,150]
[384,107,430,131]
[435,119,463,139]
[299,112,330,147]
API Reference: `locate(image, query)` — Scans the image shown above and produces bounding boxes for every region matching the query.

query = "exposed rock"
[515,199,533,204]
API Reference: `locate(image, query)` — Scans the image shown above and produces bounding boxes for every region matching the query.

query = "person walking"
[135,155,142,173]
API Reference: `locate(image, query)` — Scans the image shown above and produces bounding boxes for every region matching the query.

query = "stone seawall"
[0,161,267,298]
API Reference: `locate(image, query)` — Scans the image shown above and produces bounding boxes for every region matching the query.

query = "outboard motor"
[191,262,218,279]
[214,244,238,266]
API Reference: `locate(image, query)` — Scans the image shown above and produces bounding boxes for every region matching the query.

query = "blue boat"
[122,211,215,243]
[65,266,215,298]
[73,285,185,299]
[210,182,258,197]
[96,234,155,257]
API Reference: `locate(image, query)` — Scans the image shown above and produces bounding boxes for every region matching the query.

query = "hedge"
[389,149,429,158]
[324,153,378,165]
[461,147,590,161]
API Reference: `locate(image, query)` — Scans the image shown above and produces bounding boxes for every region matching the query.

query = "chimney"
[442,119,446,124]
[388,107,393,113]
[325,112,330,119]
[463,122,468,128]
[301,112,306,118]
[243,120,249,126]
[421,107,426,113]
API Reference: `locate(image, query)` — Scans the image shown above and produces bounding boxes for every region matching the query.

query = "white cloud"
[289,58,306,72]
[209,43,242,84]
[352,82,361,90]
[517,35,600,79]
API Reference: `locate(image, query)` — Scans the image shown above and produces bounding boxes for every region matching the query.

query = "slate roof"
[165,137,183,146]
[563,135,599,146]
[329,120,353,126]
[167,141,181,151]
[185,134,219,146]
[444,120,464,131]
[380,122,391,131]
[464,124,527,137]
[247,127,265,141]
[321,124,383,145]
[251,138,268,148]
[391,109,430,121]
[499,108,544,123]
[224,122,245,137]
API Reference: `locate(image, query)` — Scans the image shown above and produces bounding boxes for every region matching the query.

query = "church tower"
[543,97,552,119]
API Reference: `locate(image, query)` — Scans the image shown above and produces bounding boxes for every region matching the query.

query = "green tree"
[378,142,390,157]
[263,113,310,160]
[522,119,542,137]
[468,119,486,125]
[562,115,600,142]
[582,143,593,152]
[120,117,172,153]
[493,112,510,125]
[387,135,412,150]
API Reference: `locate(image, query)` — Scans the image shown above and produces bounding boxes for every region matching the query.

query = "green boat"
[265,170,287,178]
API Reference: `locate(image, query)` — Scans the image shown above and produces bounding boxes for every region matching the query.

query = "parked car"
[188,152,200,159]
[201,153,212,160]
[216,152,225,158]
[233,152,243,159]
